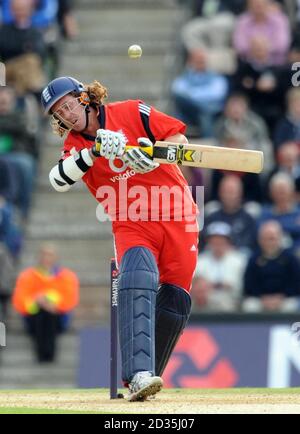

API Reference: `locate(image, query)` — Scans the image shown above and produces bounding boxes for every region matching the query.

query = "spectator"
[274,88,300,149]
[233,34,287,131]
[214,93,274,173]
[260,173,300,253]
[233,0,291,66]
[12,244,79,362]
[181,0,244,74]
[0,0,47,96]
[267,141,300,196]
[1,0,58,28]
[191,222,247,312]
[0,86,37,218]
[0,0,78,79]
[243,220,300,312]
[0,0,45,61]
[205,175,257,254]
[0,86,39,157]
[1,0,78,38]
[171,47,229,137]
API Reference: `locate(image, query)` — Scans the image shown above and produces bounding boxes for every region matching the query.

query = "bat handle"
[125,144,154,158]
[95,137,154,158]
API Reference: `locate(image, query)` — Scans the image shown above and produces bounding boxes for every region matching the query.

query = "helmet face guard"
[41,76,86,115]
[41,75,91,136]
[50,94,90,136]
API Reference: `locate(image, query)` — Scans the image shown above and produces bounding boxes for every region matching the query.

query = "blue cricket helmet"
[41,76,86,114]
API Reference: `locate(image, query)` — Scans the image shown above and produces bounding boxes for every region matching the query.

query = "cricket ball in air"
[128,44,142,59]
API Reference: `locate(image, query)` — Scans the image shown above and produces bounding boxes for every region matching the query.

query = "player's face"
[51,94,87,132]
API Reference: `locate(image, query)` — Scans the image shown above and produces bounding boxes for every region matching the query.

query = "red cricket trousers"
[113,220,198,292]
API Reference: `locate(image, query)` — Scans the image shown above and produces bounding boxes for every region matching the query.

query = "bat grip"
[95,136,154,158]
[125,144,154,158]
[125,145,153,158]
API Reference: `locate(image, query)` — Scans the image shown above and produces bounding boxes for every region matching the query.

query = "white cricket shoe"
[127,371,163,402]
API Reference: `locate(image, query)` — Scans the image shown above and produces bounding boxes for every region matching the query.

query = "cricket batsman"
[41,76,199,401]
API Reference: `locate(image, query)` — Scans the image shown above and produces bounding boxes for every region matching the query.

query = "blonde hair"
[51,80,108,137]
[85,80,108,106]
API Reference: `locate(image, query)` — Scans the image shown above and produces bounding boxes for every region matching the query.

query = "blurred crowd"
[174,0,300,313]
[12,243,79,362]
[0,0,78,322]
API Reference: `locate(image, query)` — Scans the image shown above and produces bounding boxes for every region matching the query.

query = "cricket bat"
[127,141,264,174]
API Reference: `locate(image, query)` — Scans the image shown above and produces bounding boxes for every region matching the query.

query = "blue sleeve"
[32,0,59,28]
[1,0,13,23]
[1,0,58,27]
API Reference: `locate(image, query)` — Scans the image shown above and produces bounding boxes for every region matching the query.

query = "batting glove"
[92,129,126,160]
[123,138,160,174]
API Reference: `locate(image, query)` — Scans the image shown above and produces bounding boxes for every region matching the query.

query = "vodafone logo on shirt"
[110,169,136,183]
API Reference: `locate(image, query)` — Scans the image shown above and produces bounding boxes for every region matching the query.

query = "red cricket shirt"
[61,100,199,290]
